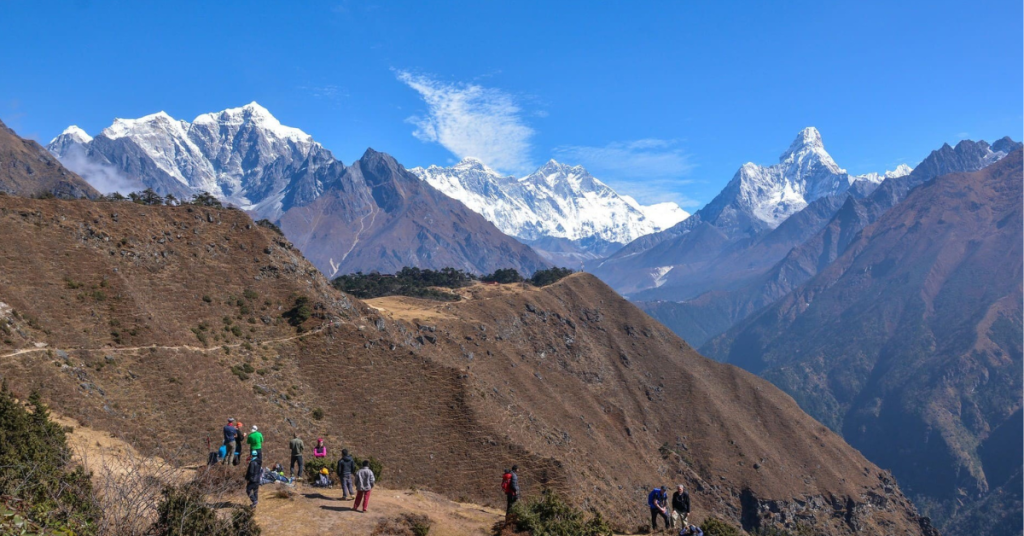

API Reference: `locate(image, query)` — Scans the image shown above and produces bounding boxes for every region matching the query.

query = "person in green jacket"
[247,425,264,466]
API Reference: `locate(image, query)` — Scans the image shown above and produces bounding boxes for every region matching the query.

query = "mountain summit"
[410,157,689,263]
[45,105,549,276]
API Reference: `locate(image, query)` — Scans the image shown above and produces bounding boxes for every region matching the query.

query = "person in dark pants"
[233,421,245,465]
[337,449,356,500]
[289,433,305,478]
[245,450,261,508]
[504,465,520,517]
[671,484,691,528]
[647,485,669,532]
[221,418,237,465]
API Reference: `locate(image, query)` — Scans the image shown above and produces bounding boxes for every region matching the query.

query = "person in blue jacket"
[679,523,703,536]
[648,485,670,532]
[222,418,238,465]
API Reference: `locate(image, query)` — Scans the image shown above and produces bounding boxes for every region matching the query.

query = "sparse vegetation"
[372,513,433,536]
[255,219,284,236]
[701,517,743,536]
[311,407,324,420]
[0,386,100,534]
[149,480,260,536]
[501,489,611,536]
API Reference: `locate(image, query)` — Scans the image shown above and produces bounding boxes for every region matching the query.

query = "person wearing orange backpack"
[502,465,520,517]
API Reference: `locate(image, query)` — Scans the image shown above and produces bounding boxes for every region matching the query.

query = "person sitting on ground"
[289,433,305,478]
[313,438,327,458]
[679,524,703,536]
[648,485,670,532]
[245,450,261,508]
[337,449,356,500]
[353,460,376,513]
[313,467,332,488]
[222,418,238,465]
[672,484,691,527]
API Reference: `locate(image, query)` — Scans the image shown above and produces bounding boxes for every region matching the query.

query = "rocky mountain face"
[592,127,907,296]
[641,137,1021,348]
[410,158,688,265]
[278,148,548,277]
[0,119,98,199]
[45,105,548,276]
[0,194,935,534]
[703,150,1024,536]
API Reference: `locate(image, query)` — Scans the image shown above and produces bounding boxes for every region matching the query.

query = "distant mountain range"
[410,158,688,264]
[46,103,548,277]
[704,149,1023,536]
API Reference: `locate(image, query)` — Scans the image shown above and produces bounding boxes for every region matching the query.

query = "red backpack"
[501,471,513,494]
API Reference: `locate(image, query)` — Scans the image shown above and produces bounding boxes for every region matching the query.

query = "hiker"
[289,433,305,478]
[671,484,691,527]
[648,485,670,532]
[313,467,332,488]
[353,460,376,513]
[679,524,703,536]
[233,421,245,465]
[222,418,238,465]
[313,438,327,458]
[337,449,356,500]
[502,465,520,517]
[247,425,264,465]
[245,450,261,507]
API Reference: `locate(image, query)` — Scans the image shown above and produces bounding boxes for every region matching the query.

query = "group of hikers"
[215,418,375,511]
[216,418,699,533]
[648,484,702,535]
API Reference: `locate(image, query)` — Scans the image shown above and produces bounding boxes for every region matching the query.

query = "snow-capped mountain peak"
[411,158,690,258]
[707,127,895,229]
[46,125,94,156]
[192,101,313,143]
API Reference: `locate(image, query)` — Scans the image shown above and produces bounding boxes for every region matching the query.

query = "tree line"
[331,266,576,301]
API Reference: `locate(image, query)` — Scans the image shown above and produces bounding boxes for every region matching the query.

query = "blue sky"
[1,0,1020,209]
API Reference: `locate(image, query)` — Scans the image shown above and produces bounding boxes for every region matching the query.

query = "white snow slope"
[410,158,689,247]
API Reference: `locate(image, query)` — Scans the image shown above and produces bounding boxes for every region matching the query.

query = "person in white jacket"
[353,460,376,513]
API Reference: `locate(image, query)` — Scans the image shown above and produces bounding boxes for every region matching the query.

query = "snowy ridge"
[47,103,323,220]
[711,127,910,229]
[410,158,689,249]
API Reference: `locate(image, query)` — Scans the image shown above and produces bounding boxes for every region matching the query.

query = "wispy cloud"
[553,139,696,205]
[396,70,534,174]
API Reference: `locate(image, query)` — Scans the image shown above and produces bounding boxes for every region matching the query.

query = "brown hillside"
[705,150,1023,535]
[0,196,932,534]
[0,119,99,199]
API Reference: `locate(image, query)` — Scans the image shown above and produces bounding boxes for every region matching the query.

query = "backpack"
[501,472,513,494]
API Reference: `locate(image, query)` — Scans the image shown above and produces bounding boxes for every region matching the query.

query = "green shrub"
[481,268,524,284]
[0,387,100,534]
[353,455,385,482]
[701,517,742,536]
[243,289,259,301]
[371,513,433,536]
[529,267,574,287]
[311,407,324,420]
[503,489,611,536]
[283,296,313,326]
[149,480,260,535]
[304,457,336,482]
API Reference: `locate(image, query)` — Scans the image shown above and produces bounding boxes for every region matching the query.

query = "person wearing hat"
[246,425,264,465]
[221,418,238,466]
[244,450,262,507]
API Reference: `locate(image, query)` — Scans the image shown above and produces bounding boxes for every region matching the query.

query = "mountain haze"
[0,119,99,199]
